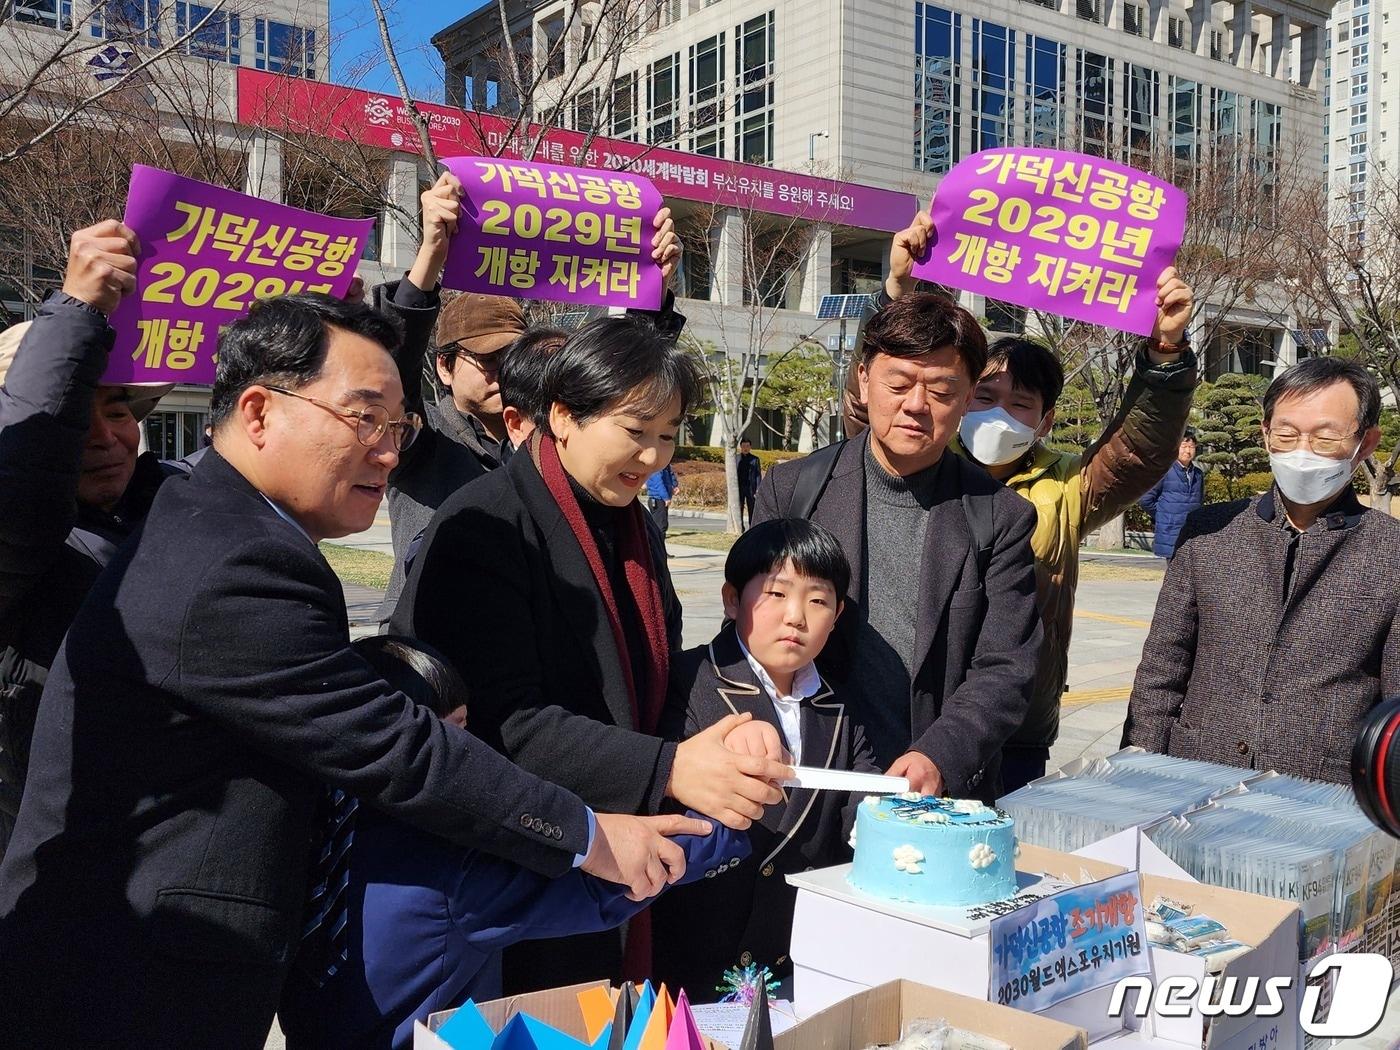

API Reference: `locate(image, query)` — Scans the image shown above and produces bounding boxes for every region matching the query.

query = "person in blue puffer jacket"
[1139,429,1204,559]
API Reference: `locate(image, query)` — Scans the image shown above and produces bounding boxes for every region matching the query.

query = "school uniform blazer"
[650,624,878,999]
[391,447,684,815]
[278,811,749,1050]
[0,451,589,1050]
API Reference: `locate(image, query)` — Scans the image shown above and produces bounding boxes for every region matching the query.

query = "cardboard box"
[1133,874,1301,1050]
[788,841,1302,1050]
[772,979,1088,1050]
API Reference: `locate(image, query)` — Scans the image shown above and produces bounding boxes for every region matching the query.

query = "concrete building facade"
[1322,0,1399,244]
[436,0,1338,394]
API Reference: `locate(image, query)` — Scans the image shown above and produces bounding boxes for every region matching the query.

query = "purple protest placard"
[107,165,375,385]
[914,148,1186,336]
[441,156,664,310]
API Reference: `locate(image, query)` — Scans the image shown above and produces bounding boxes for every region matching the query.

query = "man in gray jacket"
[754,292,1042,801]
[1124,357,1400,783]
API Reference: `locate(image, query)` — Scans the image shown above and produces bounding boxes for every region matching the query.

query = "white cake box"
[787,848,1130,1039]
[788,838,1302,1050]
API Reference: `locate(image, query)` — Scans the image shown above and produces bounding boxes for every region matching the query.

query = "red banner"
[235,69,916,232]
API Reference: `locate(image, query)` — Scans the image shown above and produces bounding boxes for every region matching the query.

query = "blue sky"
[330,0,471,101]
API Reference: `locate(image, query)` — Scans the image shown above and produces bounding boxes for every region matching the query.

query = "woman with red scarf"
[391,317,789,993]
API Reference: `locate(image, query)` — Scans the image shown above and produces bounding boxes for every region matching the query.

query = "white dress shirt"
[738,638,822,766]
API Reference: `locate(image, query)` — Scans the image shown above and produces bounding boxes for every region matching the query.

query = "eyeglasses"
[444,346,502,377]
[265,386,423,452]
[1265,427,1360,457]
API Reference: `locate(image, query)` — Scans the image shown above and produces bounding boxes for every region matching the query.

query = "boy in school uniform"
[278,636,746,1050]
[652,519,879,1000]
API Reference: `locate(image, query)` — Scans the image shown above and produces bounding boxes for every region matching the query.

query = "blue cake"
[848,794,1018,907]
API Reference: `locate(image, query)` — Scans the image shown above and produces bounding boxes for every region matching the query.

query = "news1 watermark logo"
[1109,953,1395,1038]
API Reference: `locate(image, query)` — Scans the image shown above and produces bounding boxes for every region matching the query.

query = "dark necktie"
[298,787,359,987]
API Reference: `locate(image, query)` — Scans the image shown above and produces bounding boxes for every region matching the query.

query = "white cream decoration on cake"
[917,811,950,824]
[898,791,922,802]
[864,795,882,807]
[892,844,925,874]
[969,843,997,869]
[953,800,990,815]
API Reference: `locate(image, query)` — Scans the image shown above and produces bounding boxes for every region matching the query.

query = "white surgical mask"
[959,406,1039,466]
[1269,447,1358,507]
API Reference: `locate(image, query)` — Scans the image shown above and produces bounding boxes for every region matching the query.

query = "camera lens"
[1352,696,1400,837]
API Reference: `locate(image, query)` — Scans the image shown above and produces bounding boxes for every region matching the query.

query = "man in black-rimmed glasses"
[0,292,715,1049]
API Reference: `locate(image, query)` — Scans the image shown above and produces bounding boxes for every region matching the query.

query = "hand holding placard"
[63,221,140,316]
[913,148,1186,337]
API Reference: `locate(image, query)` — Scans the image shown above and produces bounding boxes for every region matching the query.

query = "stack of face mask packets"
[997,752,1254,853]
[1145,776,1394,963]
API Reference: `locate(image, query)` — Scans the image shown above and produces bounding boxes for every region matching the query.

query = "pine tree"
[1194,373,1269,499]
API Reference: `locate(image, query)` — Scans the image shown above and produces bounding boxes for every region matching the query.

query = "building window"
[649,0,682,31]
[571,87,599,133]
[1210,30,1224,60]
[1353,41,1369,67]
[1252,98,1281,164]
[688,32,726,156]
[972,19,1014,151]
[255,18,316,78]
[1171,76,1199,167]
[1024,34,1065,148]
[1125,64,1157,163]
[1123,3,1144,36]
[89,0,158,46]
[144,410,209,463]
[915,3,961,174]
[175,3,240,64]
[1077,0,1101,23]
[1352,71,1368,96]
[1078,51,1113,156]
[733,11,775,164]
[610,72,637,141]
[11,0,73,30]
[539,13,565,80]
[647,53,680,144]
[1168,16,1185,48]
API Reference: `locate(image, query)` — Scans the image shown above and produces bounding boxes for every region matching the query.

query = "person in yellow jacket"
[843,212,1200,792]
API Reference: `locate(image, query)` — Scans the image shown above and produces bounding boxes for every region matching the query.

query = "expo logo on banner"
[1108,952,1394,1038]
[914,148,1187,337]
[107,165,374,385]
[440,156,664,310]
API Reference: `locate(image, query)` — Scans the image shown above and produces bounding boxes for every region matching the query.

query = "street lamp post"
[808,130,830,163]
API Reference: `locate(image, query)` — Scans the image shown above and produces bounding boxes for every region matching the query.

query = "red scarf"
[536,433,670,734]
[536,434,670,978]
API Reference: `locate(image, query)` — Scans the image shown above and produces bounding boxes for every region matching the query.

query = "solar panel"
[816,293,875,320]
[552,311,595,331]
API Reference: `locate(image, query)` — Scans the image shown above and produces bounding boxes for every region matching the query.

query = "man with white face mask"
[844,211,1200,792]
[1124,357,1399,783]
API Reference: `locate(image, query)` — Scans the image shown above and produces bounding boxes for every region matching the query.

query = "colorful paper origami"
[663,990,708,1050]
